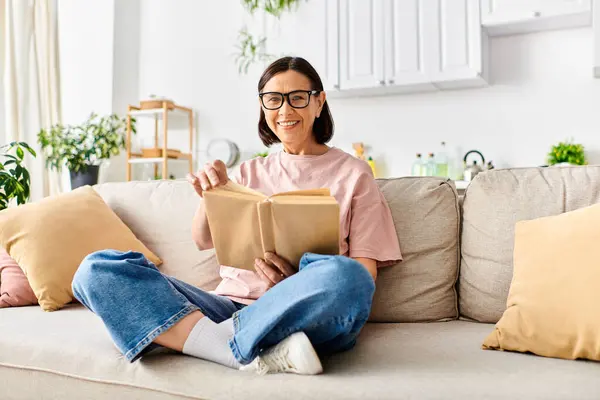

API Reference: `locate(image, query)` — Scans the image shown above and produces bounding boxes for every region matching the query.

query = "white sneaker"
[239,332,323,375]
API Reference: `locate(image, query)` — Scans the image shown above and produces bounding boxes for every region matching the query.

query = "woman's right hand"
[186,160,229,197]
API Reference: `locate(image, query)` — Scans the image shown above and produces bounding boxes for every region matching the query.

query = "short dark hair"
[257,56,334,147]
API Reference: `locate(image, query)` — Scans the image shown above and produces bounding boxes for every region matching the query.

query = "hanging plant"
[235,27,274,75]
[235,0,306,74]
[241,0,303,18]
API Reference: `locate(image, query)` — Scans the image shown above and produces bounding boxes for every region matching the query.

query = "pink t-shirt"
[212,147,402,304]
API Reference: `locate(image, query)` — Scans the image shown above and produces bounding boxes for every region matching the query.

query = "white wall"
[57,0,117,185]
[132,1,600,180]
[58,0,115,124]
[108,0,141,182]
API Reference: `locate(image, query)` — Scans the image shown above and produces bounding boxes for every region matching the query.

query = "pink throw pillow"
[0,249,38,308]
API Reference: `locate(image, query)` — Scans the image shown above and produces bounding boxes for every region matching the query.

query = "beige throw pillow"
[0,185,161,311]
[483,203,600,361]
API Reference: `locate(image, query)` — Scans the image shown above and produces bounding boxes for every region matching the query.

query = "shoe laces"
[259,344,296,374]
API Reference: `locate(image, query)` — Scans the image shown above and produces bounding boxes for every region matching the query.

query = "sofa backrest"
[371,177,460,322]
[459,165,600,323]
[94,181,222,291]
[94,176,462,323]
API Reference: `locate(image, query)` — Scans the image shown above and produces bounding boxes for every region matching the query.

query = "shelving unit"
[125,102,194,181]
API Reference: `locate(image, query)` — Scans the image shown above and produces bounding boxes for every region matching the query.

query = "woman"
[72,56,401,375]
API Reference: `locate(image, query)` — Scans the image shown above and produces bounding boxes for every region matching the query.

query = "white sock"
[182,317,241,369]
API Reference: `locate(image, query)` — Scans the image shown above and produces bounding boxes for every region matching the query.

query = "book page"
[218,180,266,198]
[269,196,338,205]
[203,190,264,271]
[270,188,331,198]
[269,201,340,269]
[257,200,275,255]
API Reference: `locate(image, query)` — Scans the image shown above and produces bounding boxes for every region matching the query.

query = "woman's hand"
[186,160,229,197]
[254,252,296,289]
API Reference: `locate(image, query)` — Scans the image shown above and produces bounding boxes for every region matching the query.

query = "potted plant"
[547,140,587,166]
[253,150,269,158]
[0,142,37,210]
[37,112,135,189]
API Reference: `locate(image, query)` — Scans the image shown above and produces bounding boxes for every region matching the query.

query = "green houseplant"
[37,113,135,189]
[235,0,306,74]
[0,142,37,210]
[253,150,269,158]
[547,141,587,166]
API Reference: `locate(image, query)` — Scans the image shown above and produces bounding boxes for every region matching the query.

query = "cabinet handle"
[379,80,385,85]
[532,10,541,17]
[388,79,395,85]
[333,84,340,89]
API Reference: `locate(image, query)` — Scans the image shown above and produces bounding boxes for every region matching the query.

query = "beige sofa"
[2,166,600,399]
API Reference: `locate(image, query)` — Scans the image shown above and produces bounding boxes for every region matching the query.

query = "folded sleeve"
[348,169,402,268]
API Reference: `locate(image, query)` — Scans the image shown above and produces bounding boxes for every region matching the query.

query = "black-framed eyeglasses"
[258,90,321,110]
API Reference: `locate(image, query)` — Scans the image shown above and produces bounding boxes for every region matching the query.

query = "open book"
[203,180,340,271]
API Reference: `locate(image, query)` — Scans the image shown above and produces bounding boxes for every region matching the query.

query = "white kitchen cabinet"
[382,0,436,91]
[261,1,339,92]
[481,0,591,36]
[427,0,487,89]
[262,0,487,97]
[594,0,600,78]
[381,0,487,93]
[338,0,385,90]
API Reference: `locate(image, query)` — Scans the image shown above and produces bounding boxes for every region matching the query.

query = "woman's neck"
[282,141,329,156]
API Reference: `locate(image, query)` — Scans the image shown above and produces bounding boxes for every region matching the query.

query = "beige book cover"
[203,180,340,271]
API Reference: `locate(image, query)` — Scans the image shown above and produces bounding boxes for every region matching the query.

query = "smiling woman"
[71,56,402,378]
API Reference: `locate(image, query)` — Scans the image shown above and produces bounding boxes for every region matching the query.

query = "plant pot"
[70,165,100,189]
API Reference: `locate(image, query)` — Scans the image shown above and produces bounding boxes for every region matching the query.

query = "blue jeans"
[71,250,375,364]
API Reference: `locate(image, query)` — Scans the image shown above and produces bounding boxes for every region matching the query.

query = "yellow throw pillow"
[0,185,161,311]
[483,203,600,361]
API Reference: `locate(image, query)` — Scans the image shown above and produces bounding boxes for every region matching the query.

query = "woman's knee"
[319,256,375,309]
[72,249,137,295]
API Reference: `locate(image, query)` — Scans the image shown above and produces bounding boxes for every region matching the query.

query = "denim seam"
[125,303,199,361]
[228,310,250,364]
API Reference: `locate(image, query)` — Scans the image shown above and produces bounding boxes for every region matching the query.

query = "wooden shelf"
[126,102,194,181]
[127,108,190,118]
[128,153,192,164]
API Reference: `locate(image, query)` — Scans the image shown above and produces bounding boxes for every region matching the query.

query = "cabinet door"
[383,0,431,85]
[426,0,484,85]
[338,0,385,90]
[482,0,590,24]
[262,0,339,91]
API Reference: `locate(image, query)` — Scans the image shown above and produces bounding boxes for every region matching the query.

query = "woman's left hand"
[254,252,296,289]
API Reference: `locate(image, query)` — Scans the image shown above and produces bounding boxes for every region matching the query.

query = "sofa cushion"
[0,185,161,311]
[94,181,222,291]
[1,305,599,399]
[459,165,600,323]
[0,249,37,308]
[483,203,600,360]
[371,177,460,322]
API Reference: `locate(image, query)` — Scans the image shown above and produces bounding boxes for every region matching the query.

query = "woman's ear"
[317,91,326,117]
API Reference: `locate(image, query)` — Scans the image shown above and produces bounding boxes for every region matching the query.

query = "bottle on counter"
[367,156,377,177]
[435,141,449,178]
[412,153,424,176]
[426,153,437,176]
